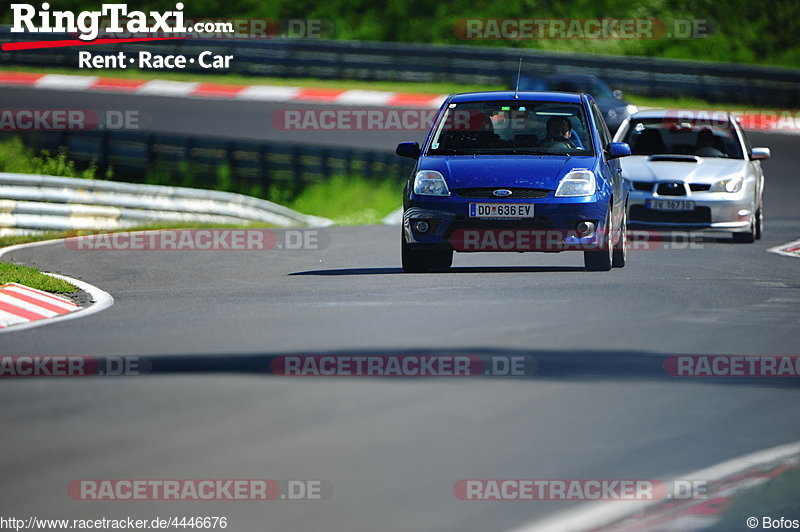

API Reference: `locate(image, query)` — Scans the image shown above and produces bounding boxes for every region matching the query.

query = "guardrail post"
[259,145,271,191]
[98,130,110,172]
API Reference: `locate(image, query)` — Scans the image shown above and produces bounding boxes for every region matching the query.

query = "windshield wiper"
[427,148,484,155]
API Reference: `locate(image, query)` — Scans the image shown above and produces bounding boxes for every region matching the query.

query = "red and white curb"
[508,439,800,532]
[0,282,79,328]
[768,238,800,258]
[2,71,800,133]
[0,239,114,333]
[0,71,446,108]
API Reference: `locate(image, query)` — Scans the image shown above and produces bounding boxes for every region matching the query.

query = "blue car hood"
[419,156,597,190]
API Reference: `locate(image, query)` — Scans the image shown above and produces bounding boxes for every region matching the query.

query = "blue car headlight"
[555,170,597,197]
[413,170,451,196]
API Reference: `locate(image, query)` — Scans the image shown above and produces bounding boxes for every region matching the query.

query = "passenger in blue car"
[541,116,584,150]
[493,108,537,143]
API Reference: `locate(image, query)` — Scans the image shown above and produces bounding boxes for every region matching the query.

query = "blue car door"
[590,100,624,230]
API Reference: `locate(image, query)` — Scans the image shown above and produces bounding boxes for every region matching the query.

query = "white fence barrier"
[0,173,332,235]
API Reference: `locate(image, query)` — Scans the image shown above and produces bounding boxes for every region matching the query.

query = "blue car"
[396,91,632,272]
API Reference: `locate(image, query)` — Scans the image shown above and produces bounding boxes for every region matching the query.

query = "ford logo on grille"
[493,189,513,197]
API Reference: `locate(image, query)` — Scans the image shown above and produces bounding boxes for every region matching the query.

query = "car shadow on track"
[90,347,800,388]
[289,266,586,275]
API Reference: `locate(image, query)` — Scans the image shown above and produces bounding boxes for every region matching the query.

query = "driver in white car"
[694,128,725,157]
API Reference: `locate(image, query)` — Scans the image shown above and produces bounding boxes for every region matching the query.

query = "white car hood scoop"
[648,155,700,163]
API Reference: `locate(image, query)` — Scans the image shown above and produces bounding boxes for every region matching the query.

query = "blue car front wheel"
[583,211,614,271]
[402,234,453,273]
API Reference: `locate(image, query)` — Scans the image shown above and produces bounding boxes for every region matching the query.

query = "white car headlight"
[710,176,744,193]
[555,170,597,197]
[413,170,450,196]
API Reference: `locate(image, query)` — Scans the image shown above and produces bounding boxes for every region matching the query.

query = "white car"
[613,109,770,242]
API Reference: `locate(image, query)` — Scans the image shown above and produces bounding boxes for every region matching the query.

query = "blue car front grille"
[454,188,551,199]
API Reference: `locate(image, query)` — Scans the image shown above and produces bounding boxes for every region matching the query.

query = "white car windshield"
[622,118,744,159]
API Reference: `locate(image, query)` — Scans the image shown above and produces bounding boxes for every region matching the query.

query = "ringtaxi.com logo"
[11,3,201,42]
[64,229,327,251]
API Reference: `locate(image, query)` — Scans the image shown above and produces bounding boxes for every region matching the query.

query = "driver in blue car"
[542,116,584,149]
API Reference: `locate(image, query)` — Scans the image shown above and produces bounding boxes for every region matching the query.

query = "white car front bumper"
[627,186,754,233]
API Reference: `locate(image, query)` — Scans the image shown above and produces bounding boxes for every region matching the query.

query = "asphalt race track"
[0,87,799,532]
[0,86,430,147]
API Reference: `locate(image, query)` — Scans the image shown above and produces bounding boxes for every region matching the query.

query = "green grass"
[287,175,402,225]
[708,466,800,531]
[0,136,112,179]
[0,262,77,293]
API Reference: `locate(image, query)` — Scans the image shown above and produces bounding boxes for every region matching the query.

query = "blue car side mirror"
[606,142,631,159]
[396,142,421,159]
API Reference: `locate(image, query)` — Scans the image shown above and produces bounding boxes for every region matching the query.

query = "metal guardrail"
[1,131,416,193]
[0,172,332,234]
[2,28,799,106]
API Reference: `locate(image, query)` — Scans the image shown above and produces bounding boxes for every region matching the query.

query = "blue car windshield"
[427,101,594,156]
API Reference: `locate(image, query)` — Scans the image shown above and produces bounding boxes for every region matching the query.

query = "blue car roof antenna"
[513,58,522,100]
